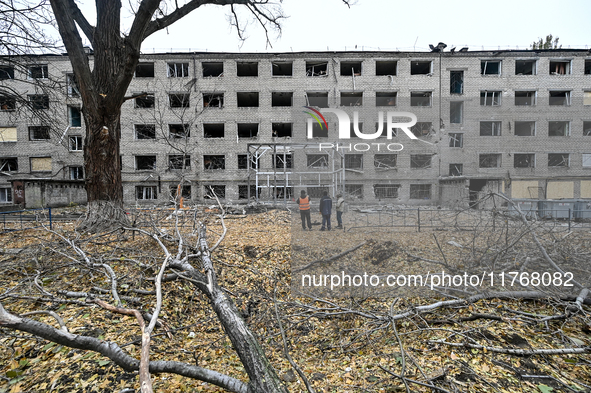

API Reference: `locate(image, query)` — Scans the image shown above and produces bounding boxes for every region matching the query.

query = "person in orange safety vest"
[296,190,312,230]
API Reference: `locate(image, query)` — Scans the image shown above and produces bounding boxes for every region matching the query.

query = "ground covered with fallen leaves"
[1,207,591,392]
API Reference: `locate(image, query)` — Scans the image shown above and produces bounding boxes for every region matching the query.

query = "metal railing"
[0,208,52,234]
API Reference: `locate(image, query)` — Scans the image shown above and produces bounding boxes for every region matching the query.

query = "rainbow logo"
[303,106,328,130]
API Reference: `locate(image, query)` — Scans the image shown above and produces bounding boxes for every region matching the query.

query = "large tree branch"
[64,0,94,42]
[0,302,248,393]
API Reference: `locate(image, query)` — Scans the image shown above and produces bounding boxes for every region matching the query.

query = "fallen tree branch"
[430,339,591,355]
[0,301,248,393]
[293,241,367,272]
[21,310,68,332]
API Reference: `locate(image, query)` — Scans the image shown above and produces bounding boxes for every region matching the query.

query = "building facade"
[1,49,591,208]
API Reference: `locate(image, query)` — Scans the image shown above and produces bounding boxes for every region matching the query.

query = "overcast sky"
[103,0,591,53]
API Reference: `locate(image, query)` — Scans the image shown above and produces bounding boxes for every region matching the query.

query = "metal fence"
[0,208,52,234]
[345,207,591,232]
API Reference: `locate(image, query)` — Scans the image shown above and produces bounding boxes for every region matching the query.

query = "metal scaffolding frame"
[246,143,346,206]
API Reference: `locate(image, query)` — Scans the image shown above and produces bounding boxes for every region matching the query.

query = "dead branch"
[294,241,367,272]
[20,310,68,332]
[430,339,591,355]
[378,365,452,393]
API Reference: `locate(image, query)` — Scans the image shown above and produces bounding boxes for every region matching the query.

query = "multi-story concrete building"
[1,49,591,208]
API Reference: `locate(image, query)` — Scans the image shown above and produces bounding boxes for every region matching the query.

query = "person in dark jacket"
[296,190,312,230]
[319,191,332,231]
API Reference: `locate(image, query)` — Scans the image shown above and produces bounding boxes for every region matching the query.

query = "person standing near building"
[296,190,312,230]
[335,193,345,229]
[319,191,332,231]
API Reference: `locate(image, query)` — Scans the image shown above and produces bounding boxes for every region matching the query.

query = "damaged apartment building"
[1,49,591,208]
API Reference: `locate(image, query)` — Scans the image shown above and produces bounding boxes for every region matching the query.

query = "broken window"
[69,166,84,180]
[549,60,570,75]
[410,61,432,75]
[169,124,190,139]
[515,60,536,75]
[238,154,259,169]
[481,60,501,75]
[375,92,397,106]
[0,95,16,111]
[0,127,17,142]
[67,73,80,97]
[272,61,292,76]
[29,95,49,110]
[582,154,591,168]
[0,188,12,203]
[237,123,259,138]
[170,185,191,199]
[480,91,501,106]
[135,94,155,108]
[69,106,81,127]
[410,91,432,107]
[202,62,223,77]
[307,154,328,168]
[204,123,224,138]
[273,186,292,199]
[236,62,258,77]
[272,92,293,107]
[375,122,394,137]
[169,93,190,108]
[29,65,48,79]
[340,61,362,76]
[344,154,363,170]
[584,121,591,136]
[450,71,463,94]
[203,93,224,108]
[69,136,83,151]
[515,91,536,106]
[348,123,363,138]
[548,153,569,167]
[238,185,259,199]
[449,164,463,176]
[345,184,364,199]
[203,155,225,170]
[237,92,259,107]
[450,101,463,123]
[307,187,329,199]
[135,124,156,139]
[341,92,362,106]
[585,60,591,75]
[204,185,226,199]
[167,63,189,78]
[515,121,536,136]
[411,154,431,169]
[410,184,431,199]
[549,91,570,106]
[136,186,157,200]
[480,121,502,136]
[135,63,154,78]
[0,158,18,172]
[30,156,51,172]
[272,123,292,137]
[306,92,329,108]
[29,126,50,140]
[0,66,14,80]
[479,154,501,168]
[374,184,400,199]
[135,155,156,170]
[514,154,535,168]
[306,61,328,77]
[169,155,191,170]
[375,60,397,76]
[309,122,328,138]
[274,154,293,169]
[448,133,463,147]
[374,154,397,169]
[549,121,570,136]
[411,122,433,137]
